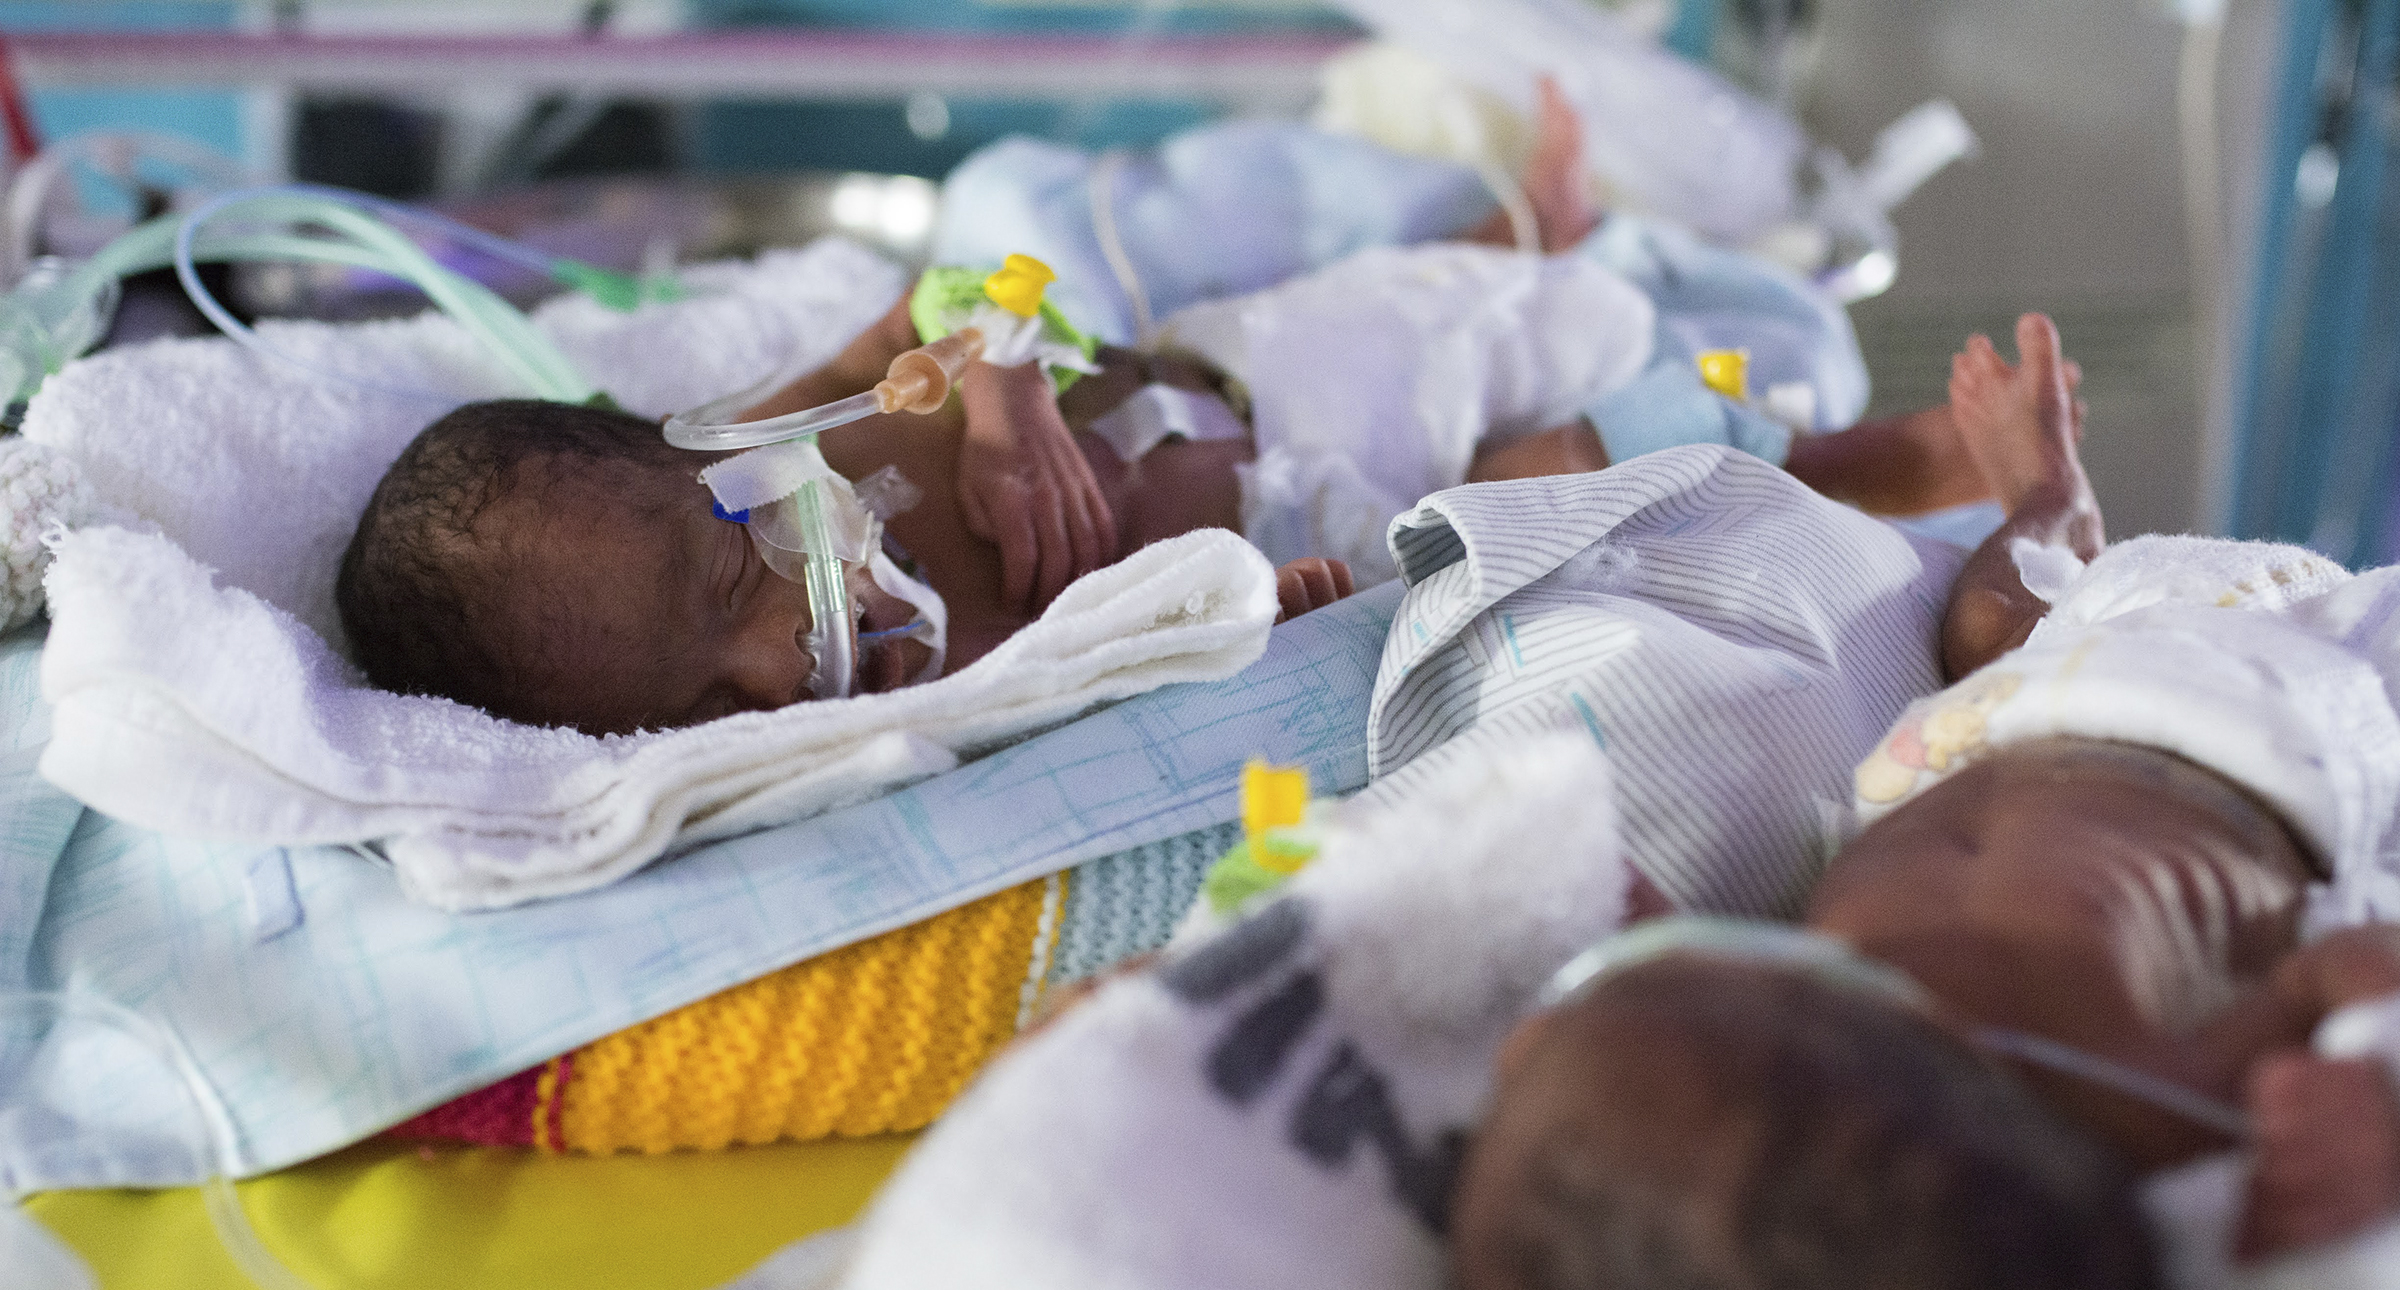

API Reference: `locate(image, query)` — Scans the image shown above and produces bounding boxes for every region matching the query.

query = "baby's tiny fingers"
[991,489,1037,610]
[1033,484,1074,612]
[1274,567,1307,623]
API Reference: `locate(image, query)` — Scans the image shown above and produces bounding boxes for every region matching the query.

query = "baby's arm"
[2239,928,2400,1262]
[957,358,1118,613]
[1937,314,2104,680]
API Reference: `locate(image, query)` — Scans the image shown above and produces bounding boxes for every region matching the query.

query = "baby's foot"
[1523,75,1600,252]
[2238,1052,2400,1263]
[1948,313,2086,513]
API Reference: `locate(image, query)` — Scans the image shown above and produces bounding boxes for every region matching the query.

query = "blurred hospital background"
[3,0,2392,555]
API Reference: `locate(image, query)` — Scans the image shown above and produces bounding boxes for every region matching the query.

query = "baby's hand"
[958,359,1119,613]
[1274,558,1354,623]
[2238,927,2400,1262]
[2238,1051,2400,1262]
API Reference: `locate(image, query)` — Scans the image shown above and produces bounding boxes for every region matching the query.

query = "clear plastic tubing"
[274,182,671,311]
[168,188,597,403]
[663,328,984,451]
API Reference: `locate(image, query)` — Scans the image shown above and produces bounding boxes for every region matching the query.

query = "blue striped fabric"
[1361,446,1964,919]
[1046,819,1240,987]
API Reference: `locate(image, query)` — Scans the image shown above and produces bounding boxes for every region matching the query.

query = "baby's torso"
[818,348,1254,672]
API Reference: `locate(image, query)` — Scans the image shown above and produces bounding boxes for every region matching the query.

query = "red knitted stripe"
[542,1052,574,1152]
[383,1065,544,1148]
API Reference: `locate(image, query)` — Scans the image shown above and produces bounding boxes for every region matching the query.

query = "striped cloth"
[1360,445,1964,918]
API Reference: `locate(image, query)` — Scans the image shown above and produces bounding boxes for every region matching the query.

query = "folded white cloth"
[1160,243,1655,584]
[41,522,1275,911]
[20,238,1282,910]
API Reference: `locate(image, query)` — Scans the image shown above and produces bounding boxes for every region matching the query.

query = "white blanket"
[840,732,1631,1290]
[20,239,1281,910]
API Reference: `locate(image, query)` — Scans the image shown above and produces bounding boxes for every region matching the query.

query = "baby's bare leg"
[1466,420,1610,483]
[1782,405,1989,515]
[1459,76,1601,254]
[1079,433,1250,556]
[1937,313,2104,679]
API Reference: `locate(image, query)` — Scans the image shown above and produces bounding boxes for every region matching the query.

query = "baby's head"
[1812,741,2316,1167]
[340,399,919,735]
[1451,947,2158,1290]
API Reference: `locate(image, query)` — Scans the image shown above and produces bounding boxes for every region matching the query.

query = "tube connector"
[875,327,985,414]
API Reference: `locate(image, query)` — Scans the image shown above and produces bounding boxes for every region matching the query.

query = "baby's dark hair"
[337,398,688,720]
[1457,961,2160,1290]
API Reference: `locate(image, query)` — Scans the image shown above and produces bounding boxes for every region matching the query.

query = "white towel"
[19,238,1282,910]
[21,238,909,649]
[40,524,1276,910]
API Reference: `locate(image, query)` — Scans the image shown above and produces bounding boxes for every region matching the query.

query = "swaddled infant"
[1459,317,2400,1289]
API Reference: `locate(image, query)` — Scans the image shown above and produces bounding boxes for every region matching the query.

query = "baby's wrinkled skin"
[1806,314,2400,1261]
[1453,315,2400,1277]
[1814,743,2400,1262]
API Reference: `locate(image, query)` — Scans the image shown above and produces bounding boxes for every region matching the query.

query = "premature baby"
[1460,317,2400,1288]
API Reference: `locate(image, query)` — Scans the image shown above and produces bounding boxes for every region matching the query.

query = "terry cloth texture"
[19,240,1280,910]
[0,436,112,633]
[840,733,1632,1290]
[1852,533,2400,936]
[1157,242,1654,587]
[390,825,1227,1152]
[1362,445,1961,919]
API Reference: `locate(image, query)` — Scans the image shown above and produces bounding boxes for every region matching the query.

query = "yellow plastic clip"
[983,253,1057,319]
[1696,348,1751,403]
[1241,760,1314,875]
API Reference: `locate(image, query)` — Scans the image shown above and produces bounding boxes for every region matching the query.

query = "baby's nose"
[721,574,817,708]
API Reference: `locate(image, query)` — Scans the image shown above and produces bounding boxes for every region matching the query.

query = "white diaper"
[1086,381,1247,464]
[1850,534,2400,932]
[1157,243,1655,585]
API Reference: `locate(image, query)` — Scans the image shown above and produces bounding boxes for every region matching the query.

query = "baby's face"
[473,459,925,734]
